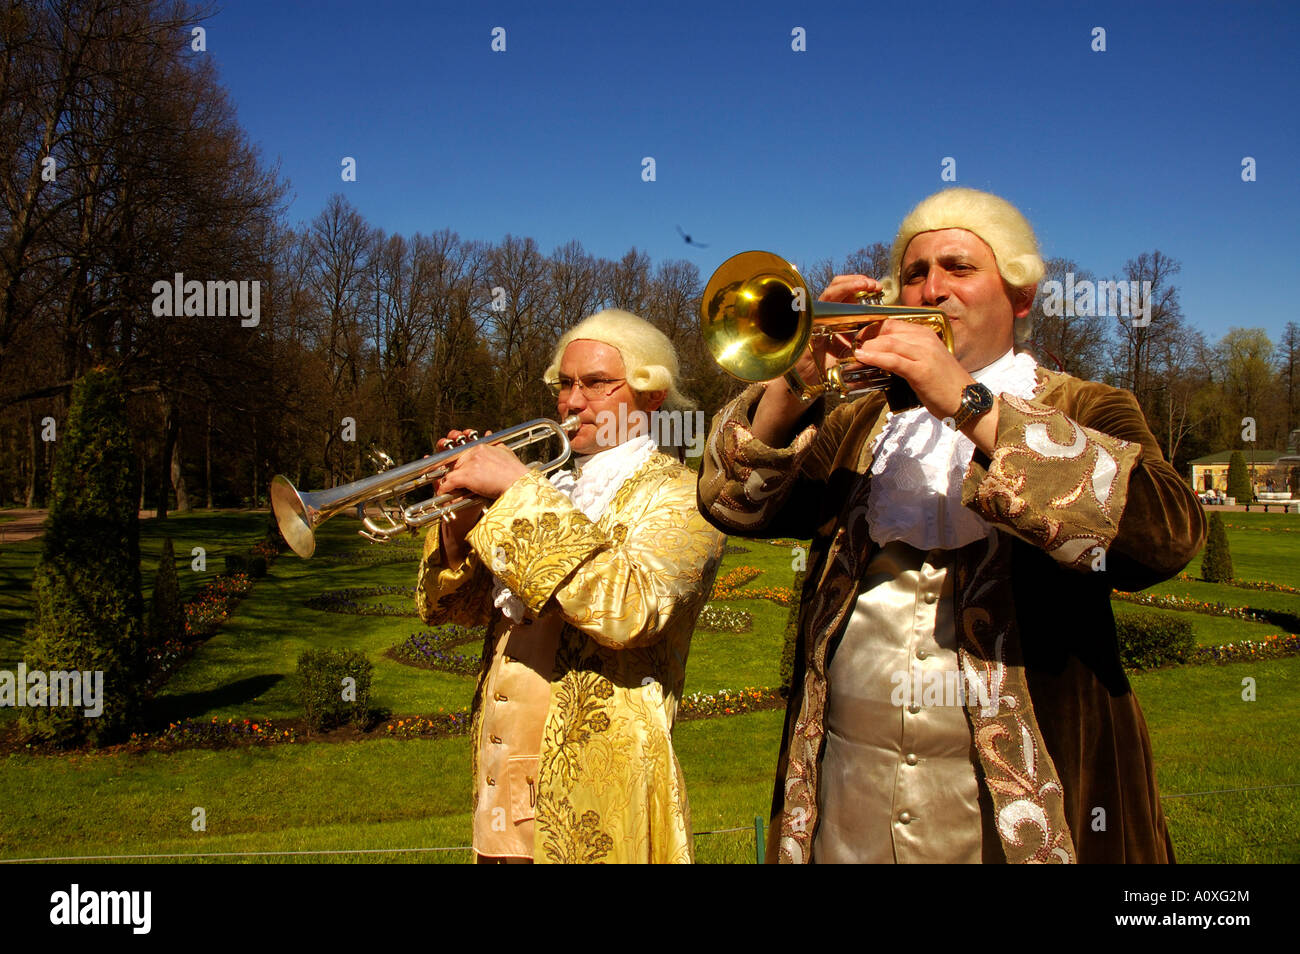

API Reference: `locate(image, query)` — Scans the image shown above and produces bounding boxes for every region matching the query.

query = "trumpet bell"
[271,475,323,559]
[702,251,812,384]
[701,250,953,402]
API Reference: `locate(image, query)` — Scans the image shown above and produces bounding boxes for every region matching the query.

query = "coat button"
[916,649,929,660]
[907,704,921,714]
[923,592,937,604]
[898,811,912,824]
[490,734,503,744]
[494,692,508,702]
[905,753,918,766]
[486,777,496,786]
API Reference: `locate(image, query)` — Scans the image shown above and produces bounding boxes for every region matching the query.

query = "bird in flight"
[676,225,709,248]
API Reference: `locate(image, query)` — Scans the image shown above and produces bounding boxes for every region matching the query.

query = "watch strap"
[950,383,993,430]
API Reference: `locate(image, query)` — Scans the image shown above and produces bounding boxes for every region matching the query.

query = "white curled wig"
[878,188,1045,344]
[543,308,694,411]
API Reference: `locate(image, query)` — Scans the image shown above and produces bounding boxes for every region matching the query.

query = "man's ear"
[641,390,667,413]
[1013,284,1037,319]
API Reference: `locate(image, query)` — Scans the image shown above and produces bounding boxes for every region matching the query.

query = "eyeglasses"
[550,376,627,399]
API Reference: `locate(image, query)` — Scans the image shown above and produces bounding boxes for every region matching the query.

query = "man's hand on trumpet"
[434,428,529,565]
[435,438,530,501]
[749,274,880,448]
[847,318,995,451]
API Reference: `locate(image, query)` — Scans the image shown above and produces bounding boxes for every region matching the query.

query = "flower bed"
[129,717,298,750]
[734,584,795,607]
[678,686,783,719]
[386,625,483,674]
[710,566,763,598]
[306,585,418,617]
[1189,634,1300,665]
[383,710,472,739]
[1220,523,1300,534]
[1115,590,1300,632]
[1113,590,1267,622]
[184,573,253,638]
[709,566,797,606]
[1176,572,1300,595]
[696,605,753,633]
[251,537,282,561]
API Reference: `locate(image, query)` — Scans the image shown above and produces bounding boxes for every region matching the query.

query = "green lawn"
[1132,656,1299,863]
[0,509,1297,863]
[1188,514,1300,588]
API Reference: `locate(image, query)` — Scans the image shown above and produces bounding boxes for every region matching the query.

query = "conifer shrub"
[148,537,184,650]
[1227,451,1252,503]
[22,368,144,746]
[1201,512,1234,583]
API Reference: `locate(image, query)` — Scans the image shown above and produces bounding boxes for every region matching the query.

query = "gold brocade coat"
[699,368,1206,863]
[415,453,724,864]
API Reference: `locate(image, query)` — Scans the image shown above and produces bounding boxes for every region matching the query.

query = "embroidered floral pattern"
[536,797,615,864]
[420,451,723,864]
[964,392,1140,570]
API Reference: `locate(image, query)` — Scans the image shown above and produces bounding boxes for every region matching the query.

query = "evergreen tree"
[147,536,184,651]
[1202,512,1234,583]
[1227,451,1252,502]
[22,369,144,746]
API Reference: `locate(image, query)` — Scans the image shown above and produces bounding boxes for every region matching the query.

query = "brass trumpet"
[271,415,580,558]
[701,250,953,402]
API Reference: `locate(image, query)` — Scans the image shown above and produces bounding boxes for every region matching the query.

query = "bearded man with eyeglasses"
[416,308,724,864]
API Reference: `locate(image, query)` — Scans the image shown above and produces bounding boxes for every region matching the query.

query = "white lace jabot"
[491,434,657,621]
[866,350,1039,551]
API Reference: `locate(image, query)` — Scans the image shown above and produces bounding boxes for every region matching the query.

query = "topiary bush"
[1201,511,1234,583]
[1114,611,1195,670]
[21,368,145,746]
[147,536,185,651]
[1227,451,1252,503]
[297,648,373,731]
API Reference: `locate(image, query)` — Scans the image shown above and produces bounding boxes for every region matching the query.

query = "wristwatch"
[949,382,994,430]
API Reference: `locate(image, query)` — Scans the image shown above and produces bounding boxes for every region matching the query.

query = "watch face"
[965,383,994,413]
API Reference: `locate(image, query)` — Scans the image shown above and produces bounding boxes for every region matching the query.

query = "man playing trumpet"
[699,188,1205,863]
[417,308,723,863]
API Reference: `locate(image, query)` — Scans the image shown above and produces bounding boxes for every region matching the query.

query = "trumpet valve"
[375,452,396,471]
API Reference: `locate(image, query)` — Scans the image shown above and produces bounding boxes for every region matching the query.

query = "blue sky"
[205,0,1299,343]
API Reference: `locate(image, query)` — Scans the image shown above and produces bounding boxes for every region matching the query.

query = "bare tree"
[1023,258,1110,378]
[1108,250,1183,417]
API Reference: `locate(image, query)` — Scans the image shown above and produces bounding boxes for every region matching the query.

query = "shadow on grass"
[146,673,285,727]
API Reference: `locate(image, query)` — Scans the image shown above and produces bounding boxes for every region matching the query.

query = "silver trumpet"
[271,415,581,558]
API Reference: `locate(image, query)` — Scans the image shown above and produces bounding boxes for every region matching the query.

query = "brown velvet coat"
[698,367,1206,863]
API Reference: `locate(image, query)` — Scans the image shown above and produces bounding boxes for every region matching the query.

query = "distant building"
[1189,449,1290,494]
